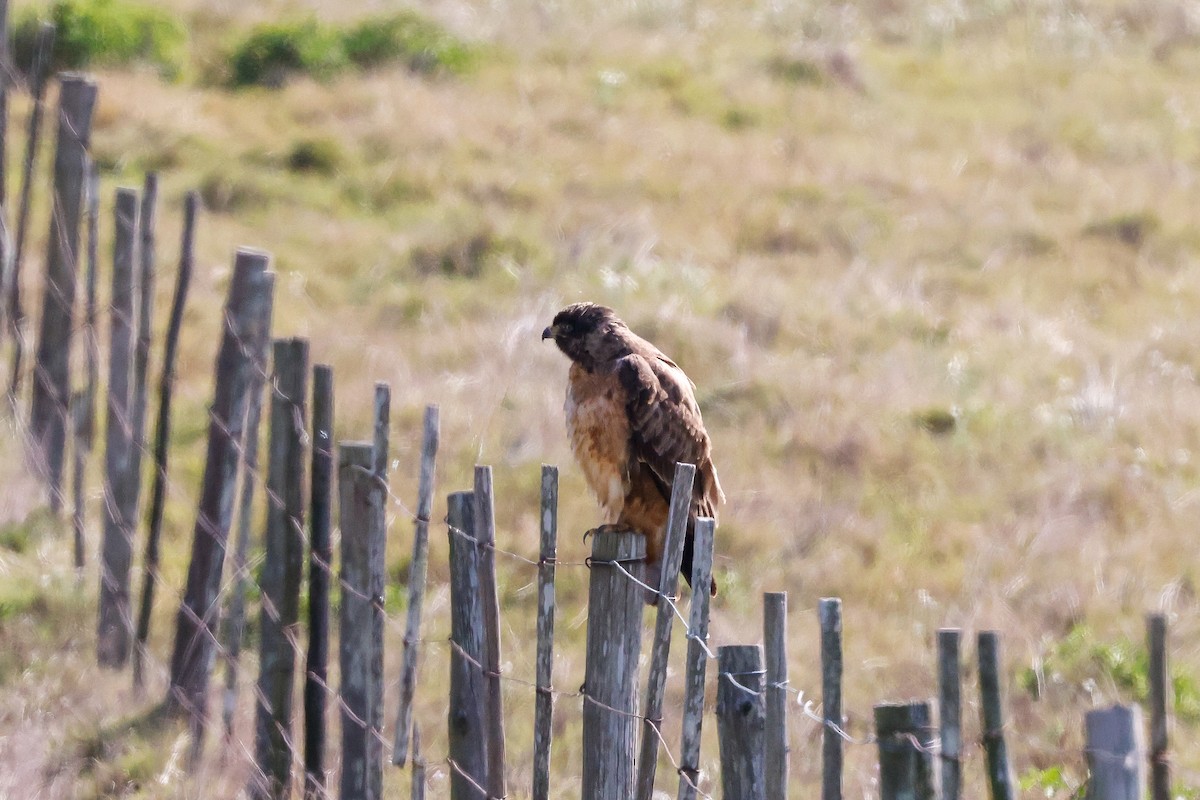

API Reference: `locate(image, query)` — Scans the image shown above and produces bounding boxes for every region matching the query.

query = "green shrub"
[287,137,342,175]
[342,12,475,75]
[228,19,347,88]
[13,0,185,79]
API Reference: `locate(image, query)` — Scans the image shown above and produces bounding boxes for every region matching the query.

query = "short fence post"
[764,592,789,799]
[582,528,646,800]
[251,338,309,800]
[636,462,696,800]
[978,631,1015,800]
[96,187,139,668]
[167,249,274,732]
[716,644,766,800]
[447,490,487,799]
[393,404,440,766]
[531,464,558,800]
[1146,614,1170,800]
[677,517,716,800]
[474,466,508,800]
[938,629,962,800]
[339,441,384,800]
[820,598,844,800]
[29,73,98,508]
[875,702,935,800]
[1084,705,1145,800]
[304,364,334,799]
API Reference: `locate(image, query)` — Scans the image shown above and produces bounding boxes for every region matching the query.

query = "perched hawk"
[543,303,723,596]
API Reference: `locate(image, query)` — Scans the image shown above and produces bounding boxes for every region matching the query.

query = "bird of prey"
[543,302,723,595]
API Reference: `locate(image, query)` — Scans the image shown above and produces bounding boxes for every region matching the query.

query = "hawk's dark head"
[542,302,631,369]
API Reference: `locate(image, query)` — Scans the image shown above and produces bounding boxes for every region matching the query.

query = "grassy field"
[2,0,1200,796]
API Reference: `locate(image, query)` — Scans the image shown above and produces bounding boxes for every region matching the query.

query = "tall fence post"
[636,462,695,800]
[1084,705,1145,800]
[167,249,274,732]
[1146,614,1170,800]
[393,404,440,766]
[123,171,157,523]
[367,383,390,800]
[820,598,844,800]
[71,161,100,574]
[764,592,789,799]
[447,490,487,799]
[875,702,935,800]
[29,73,98,508]
[582,528,646,800]
[531,464,558,800]
[133,190,197,689]
[938,628,962,800]
[304,363,334,799]
[978,631,1015,800]
[251,338,309,800]
[677,516,716,800]
[716,644,766,800]
[96,187,139,668]
[474,466,508,800]
[5,22,55,404]
[339,441,384,800]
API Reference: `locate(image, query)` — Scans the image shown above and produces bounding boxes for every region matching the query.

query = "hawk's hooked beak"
[541,326,554,341]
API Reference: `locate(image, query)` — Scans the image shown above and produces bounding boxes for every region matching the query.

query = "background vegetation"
[1,0,1199,797]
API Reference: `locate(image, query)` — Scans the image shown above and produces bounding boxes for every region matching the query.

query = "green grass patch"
[342,12,476,75]
[13,0,186,79]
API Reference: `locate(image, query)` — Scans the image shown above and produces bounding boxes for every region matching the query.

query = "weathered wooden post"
[820,597,844,800]
[133,191,197,689]
[1084,705,1145,800]
[875,702,936,800]
[70,161,100,574]
[97,188,139,668]
[167,250,274,730]
[304,363,334,799]
[447,491,487,799]
[411,723,426,800]
[764,592,789,799]
[251,338,309,800]
[474,466,508,800]
[582,527,646,800]
[717,645,766,800]
[366,384,390,800]
[1146,614,1170,800]
[677,517,716,800]
[123,171,157,521]
[393,405,440,766]
[978,631,1015,800]
[29,73,98,507]
[636,463,695,800]
[339,441,385,800]
[531,464,558,800]
[938,628,962,800]
[5,22,54,400]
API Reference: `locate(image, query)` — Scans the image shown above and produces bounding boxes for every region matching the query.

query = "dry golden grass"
[3,0,1200,796]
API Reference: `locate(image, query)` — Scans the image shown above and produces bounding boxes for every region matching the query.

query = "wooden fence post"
[411,723,426,800]
[820,597,844,800]
[978,631,1015,800]
[0,0,7,259]
[938,628,962,800]
[71,161,100,574]
[366,383,390,800]
[304,363,334,799]
[582,528,646,800]
[133,190,196,689]
[167,249,274,730]
[393,404,439,766]
[29,73,98,508]
[5,22,54,401]
[636,462,695,800]
[97,187,139,668]
[474,466,508,800]
[447,490,487,799]
[339,441,385,800]
[764,592,789,799]
[1084,705,1145,800]
[251,338,309,800]
[875,702,935,800]
[123,171,157,520]
[531,464,558,800]
[716,644,766,800]
[1146,614,1170,800]
[677,516,716,800]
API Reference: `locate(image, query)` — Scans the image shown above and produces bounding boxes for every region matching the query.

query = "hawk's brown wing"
[616,352,723,516]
